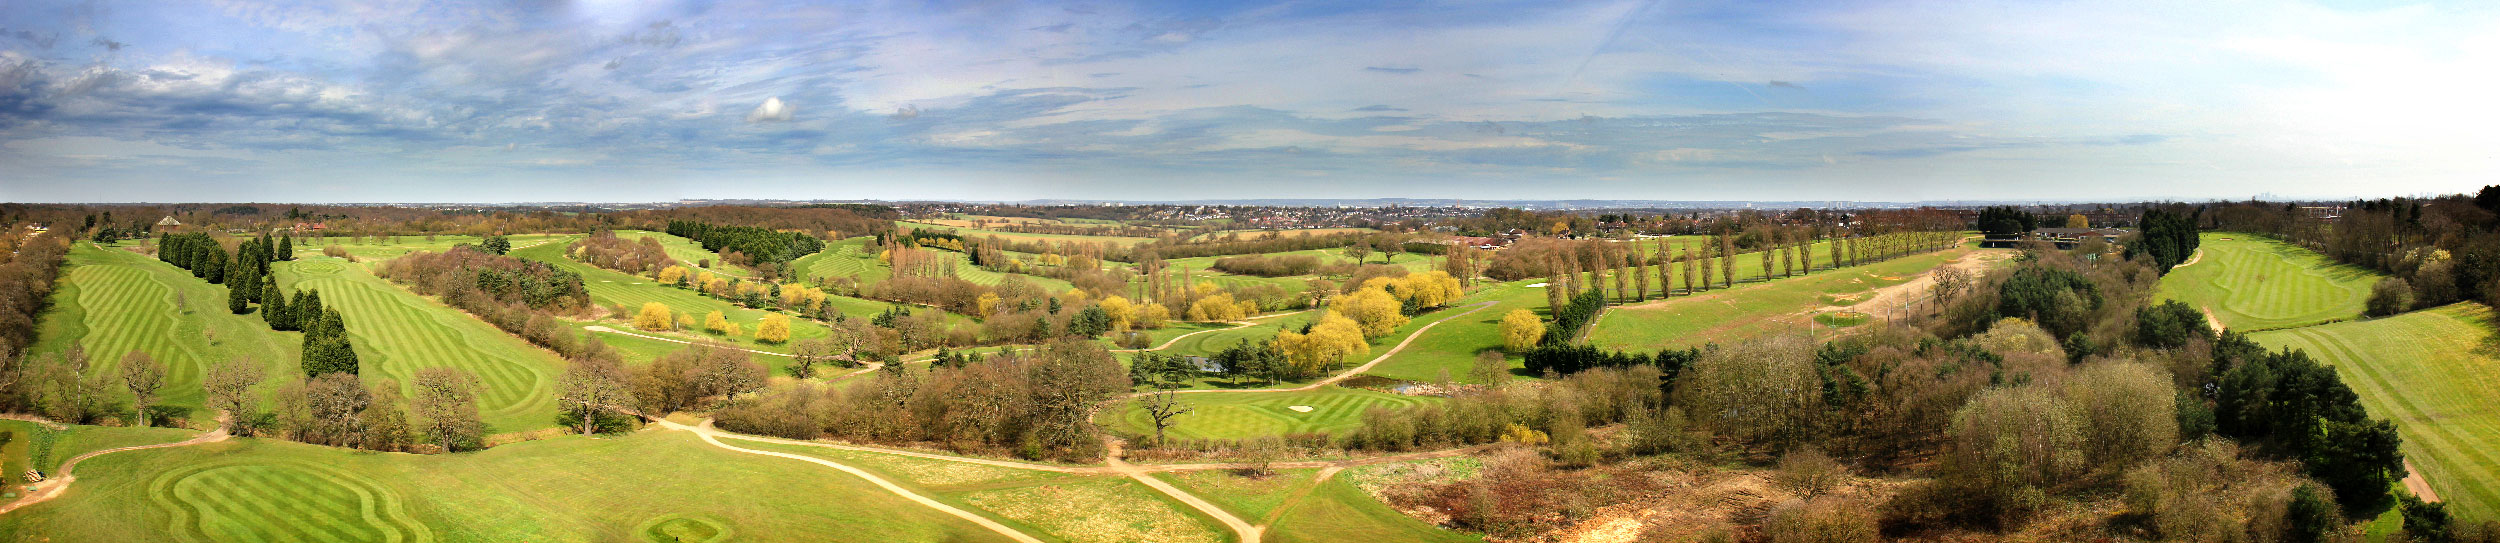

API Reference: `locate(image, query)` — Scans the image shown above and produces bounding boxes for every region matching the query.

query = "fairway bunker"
[1288,405,1314,413]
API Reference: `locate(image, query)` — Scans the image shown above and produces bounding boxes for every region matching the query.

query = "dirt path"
[657,418,1045,543]
[1816,248,2011,317]
[0,426,230,515]
[2201,307,2226,333]
[2403,460,2443,503]
[1107,439,1262,543]
[2173,248,2205,269]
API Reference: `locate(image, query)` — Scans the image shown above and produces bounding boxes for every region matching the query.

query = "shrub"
[1763,496,1879,543]
[634,302,673,331]
[2367,277,2414,317]
[1499,309,1542,352]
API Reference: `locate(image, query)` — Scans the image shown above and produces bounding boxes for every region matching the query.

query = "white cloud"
[744,96,794,122]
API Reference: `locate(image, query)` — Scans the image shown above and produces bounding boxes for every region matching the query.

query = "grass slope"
[1588,244,1977,352]
[1363,280,1548,384]
[1103,386,1440,440]
[33,243,303,422]
[2157,232,2381,331]
[0,431,1016,542]
[277,258,564,433]
[2250,303,2500,521]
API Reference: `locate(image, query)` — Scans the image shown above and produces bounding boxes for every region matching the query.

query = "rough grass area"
[1269,475,1481,543]
[277,258,565,433]
[34,243,304,423]
[2156,232,2382,331]
[1102,386,1439,440]
[2251,303,2500,521]
[1155,468,1319,522]
[1588,245,1977,352]
[0,431,1016,542]
[958,477,1224,543]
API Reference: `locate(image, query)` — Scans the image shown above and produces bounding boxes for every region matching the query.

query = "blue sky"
[1,0,2494,203]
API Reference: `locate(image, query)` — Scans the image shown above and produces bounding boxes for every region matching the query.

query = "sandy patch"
[1287,405,1314,413]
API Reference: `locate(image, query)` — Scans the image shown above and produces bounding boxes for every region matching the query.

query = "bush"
[2368,277,2414,317]
[1764,497,1879,543]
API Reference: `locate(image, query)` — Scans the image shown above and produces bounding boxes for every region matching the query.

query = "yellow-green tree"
[2066,214,2089,229]
[657,265,689,285]
[755,314,791,344]
[1276,313,1370,375]
[634,302,674,331]
[1392,271,1464,309]
[1099,296,1138,329]
[1499,309,1544,352]
[704,310,729,335]
[1329,287,1408,338]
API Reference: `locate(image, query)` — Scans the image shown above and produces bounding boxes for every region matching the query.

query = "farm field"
[32,243,303,422]
[275,257,565,433]
[1588,242,1985,352]
[0,430,1018,542]
[2156,232,2382,331]
[1102,386,1440,440]
[2250,303,2500,521]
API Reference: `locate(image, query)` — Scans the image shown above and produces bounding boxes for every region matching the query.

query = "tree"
[203,356,265,433]
[262,285,292,330]
[1135,389,1193,446]
[1674,335,1822,450]
[1343,242,1371,264]
[2367,277,2414,317]
[1329,287,1408,339]
[481,235,512,255]
[1275,313,1369,376]
[634,302,673,331]
[411,367,486,451]
[755,313,791,344]
[1469,350,1511,386]
[557,353,633,435]
[2063,361,2178,471]
[360,381,413,452]
[2066,214,2090,229]
[1930,267,1972,304]
[1977,206,2037,239]
[227,277,250,314]
[1499,309,1543,352]
[277,235,294,261]
[301,308,359,376]
[704,311,729,335]
[788,338,834,379]
[120,350,168,426]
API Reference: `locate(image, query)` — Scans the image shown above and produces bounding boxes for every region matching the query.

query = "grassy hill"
[2251,303,2500,521]
[2156,232,2381,331]
[32,243,304,422]
[276,257,566,433]
[1588,243,1979,352]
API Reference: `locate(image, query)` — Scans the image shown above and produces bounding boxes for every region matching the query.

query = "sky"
[1,0,2495,204]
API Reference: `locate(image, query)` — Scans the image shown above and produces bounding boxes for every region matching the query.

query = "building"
[2027,227,2131,249]
[154,216,183,232]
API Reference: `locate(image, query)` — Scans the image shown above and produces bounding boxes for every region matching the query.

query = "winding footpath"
[660,419,1046,543]
[0,426,229,515]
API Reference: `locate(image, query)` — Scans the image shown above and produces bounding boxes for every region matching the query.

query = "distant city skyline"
[3,0,2495,203]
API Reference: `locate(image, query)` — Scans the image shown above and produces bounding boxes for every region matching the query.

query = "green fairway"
[2250,303,2500,521]
[1103,386,1439,440]
[2157,232,2382,331]
[899,220,1159,247]
[510,238,878,354]
[790,237,889,283]
[33,243,303,422]
[277,259,564,433]
[1588,243,1984,352]
[0,431,1018,542]
[1362,280,1547,384]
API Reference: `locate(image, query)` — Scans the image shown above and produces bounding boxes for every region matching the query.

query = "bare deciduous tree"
[119,350,167,426]
[1136,389,1192,446]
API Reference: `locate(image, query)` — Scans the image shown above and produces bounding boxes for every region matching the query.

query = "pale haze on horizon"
[0,0,2494,204]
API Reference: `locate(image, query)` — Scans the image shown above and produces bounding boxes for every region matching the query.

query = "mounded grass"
[33,243,303,422]
[2250,303,2500,521]
[0,431,1019,542]
[2156,232,2382,331]
[1588,244,1977,352]
[1102,386,1440,440]
[277,258,564,433]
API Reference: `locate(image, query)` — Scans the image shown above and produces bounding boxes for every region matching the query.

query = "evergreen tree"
[264,285,292,330]
[301,308,358,376]
[278,235,294,261]
[228,277,250,314]
[293,289,324,328]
